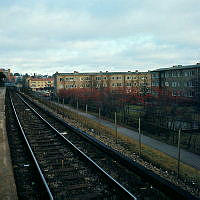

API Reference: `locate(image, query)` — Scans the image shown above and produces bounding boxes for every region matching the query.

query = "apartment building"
[26,77,54,91]
[53,71,151,95]
[151,63,200,98]
[0,68,13,81]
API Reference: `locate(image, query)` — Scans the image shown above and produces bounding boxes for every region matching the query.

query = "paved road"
[55,102,200,171]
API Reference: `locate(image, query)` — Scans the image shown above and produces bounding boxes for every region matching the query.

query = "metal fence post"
[177,129,181,178]
[139,117,141,156]
[115,112,117,144]
[99,107,101,119]
[76,100,78,110]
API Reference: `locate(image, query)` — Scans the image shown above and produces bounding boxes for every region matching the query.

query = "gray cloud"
[0,0,199,74]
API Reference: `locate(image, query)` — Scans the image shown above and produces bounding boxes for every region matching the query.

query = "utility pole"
[115,112,117,144]
[177,129,181,178]
[57,97,59,114]
[139,117,141,156]
[99,107,101,119]
[76,100,78,110]
[86,104,88,114]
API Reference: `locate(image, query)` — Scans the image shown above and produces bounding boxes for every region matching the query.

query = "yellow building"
[53,71,151,95]
[26,77,54,91]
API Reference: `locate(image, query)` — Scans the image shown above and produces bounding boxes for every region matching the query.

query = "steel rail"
[18,92,200,200]
[17,93,137,199]
[10,96,54,200]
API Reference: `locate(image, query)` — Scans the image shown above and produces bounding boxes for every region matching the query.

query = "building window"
[126,83,132,87]
[85,84,90,87]
[66,84,77,88]
[188,81,195,87]
[172,72,177,77]
[188,91,195,97]
[189,71,195,76]
[152,82,159,86]
[165,82,169,87]
[81,77,90,81]
[172,82,177,87]
[172,91,177,96]
[152,73,159,78]
[103,83,107,87]
[66,77,74,81]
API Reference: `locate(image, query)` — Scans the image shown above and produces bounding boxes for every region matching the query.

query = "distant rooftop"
[152,63,200,72]
[54,70,149,76]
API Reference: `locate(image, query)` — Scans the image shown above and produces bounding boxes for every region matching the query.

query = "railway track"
[6,90,198,199]
[9,91,138,199]
[5,94,47,199]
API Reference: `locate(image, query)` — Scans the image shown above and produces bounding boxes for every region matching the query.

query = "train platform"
[0,87,18,200]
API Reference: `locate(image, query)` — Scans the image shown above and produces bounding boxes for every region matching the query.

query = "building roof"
[0,68,10,72]
[54,71,149,76]
[152,63,200,72]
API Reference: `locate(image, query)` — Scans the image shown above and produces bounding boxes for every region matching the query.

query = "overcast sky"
[0,0,200,75]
